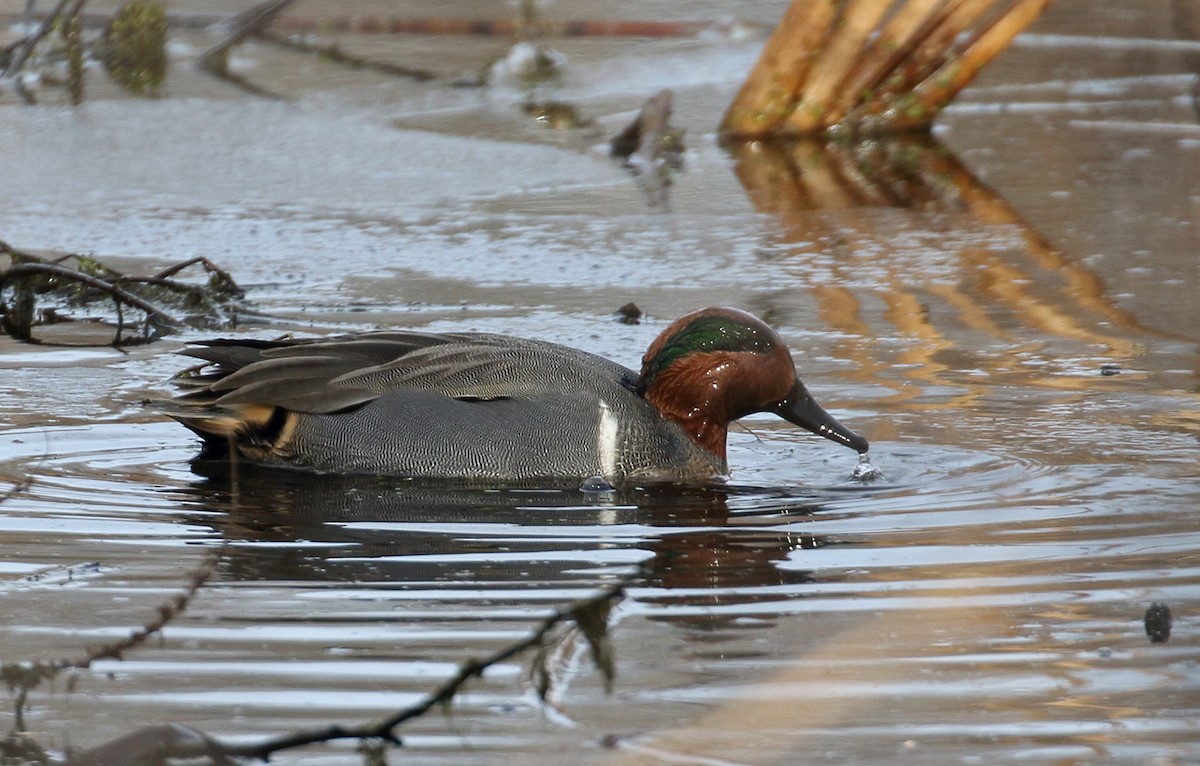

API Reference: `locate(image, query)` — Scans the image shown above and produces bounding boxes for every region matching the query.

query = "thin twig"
[151,256,241,292]
[68,548,222,671]
[221,579,628,760]
[256,29,436,81]
[0,477,33,504]
[1,0,72,77]
[5,545,222,737]
[195,0,295,70]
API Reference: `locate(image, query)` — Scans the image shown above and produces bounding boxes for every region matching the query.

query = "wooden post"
[719,0,840,137]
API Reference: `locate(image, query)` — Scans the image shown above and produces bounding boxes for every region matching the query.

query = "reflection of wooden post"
[724,135,1163,366]
[720,0,1055,138]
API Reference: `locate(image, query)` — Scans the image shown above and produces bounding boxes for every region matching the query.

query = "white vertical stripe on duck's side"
[597,400,619,478]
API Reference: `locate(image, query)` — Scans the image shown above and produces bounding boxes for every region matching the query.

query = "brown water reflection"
[730,135,1153,359]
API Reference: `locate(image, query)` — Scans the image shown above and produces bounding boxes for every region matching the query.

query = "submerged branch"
[224,579,626,760]
[610,90,686,210]
[66,577,629,764]
[256,29,437,81]
[195,0,295,73]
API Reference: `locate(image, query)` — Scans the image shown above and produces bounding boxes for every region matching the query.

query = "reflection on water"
[0,414,1196,763]
[0,156,1197,764]
[730,135,1156,364]
[183,461,834,597]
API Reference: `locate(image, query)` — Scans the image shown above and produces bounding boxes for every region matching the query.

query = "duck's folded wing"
[330,341,634,401]
[174,332,636,415]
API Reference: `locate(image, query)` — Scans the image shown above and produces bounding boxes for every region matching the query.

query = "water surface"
[1,1,1198,764]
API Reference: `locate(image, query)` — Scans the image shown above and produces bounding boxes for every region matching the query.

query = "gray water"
[1,1,1198,763]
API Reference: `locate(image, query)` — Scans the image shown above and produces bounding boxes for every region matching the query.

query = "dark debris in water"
[1144,602,1172,643]
[610,89,685,166]
[610,89,686,210]
[1100,363,1122,376]
[522,100,592,129]
[0,241,249,347]
[614,301,642,325]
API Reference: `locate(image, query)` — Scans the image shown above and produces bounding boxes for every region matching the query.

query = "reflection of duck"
[181,463,830,601]
[161,308,868,484]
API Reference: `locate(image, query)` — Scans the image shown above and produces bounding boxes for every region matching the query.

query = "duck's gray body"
[169,331,724,482]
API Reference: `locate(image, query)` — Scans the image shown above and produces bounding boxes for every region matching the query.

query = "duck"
[163,307,868,483]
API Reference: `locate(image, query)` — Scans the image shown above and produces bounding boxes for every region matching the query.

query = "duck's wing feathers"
[330,342,620,401]
[173,331,636,415]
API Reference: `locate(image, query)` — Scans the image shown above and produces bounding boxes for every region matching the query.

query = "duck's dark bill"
[773,380,869,454]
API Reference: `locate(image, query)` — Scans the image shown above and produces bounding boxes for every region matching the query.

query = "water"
[1,1,1199,764]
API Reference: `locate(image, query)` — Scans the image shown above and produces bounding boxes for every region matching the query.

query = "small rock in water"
[850,453,883,483]
[1144,602,1172,643]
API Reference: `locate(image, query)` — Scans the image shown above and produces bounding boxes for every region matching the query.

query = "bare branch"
[2,0,74,78]
[5,546,221,741]
[195,0,295,71]
[256,29,436,82]
[222,578,627,760]
[1,262,183,328]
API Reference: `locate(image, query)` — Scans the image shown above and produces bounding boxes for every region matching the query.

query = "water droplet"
[850,452,883,482]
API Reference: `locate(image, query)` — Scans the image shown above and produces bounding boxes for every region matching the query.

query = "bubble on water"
[579,475,615,493]
[850,452,884,483]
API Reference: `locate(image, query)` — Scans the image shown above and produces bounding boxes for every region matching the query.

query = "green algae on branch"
[0,242,247,346]
[2,0,168,104]
[522,100,593,129]
[62,8,85,104]
[98,0,168,96]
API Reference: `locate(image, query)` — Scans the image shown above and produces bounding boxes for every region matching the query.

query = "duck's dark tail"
[148,398,291,459]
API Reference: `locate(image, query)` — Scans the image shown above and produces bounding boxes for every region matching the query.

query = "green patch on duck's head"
[638,307,779,393]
